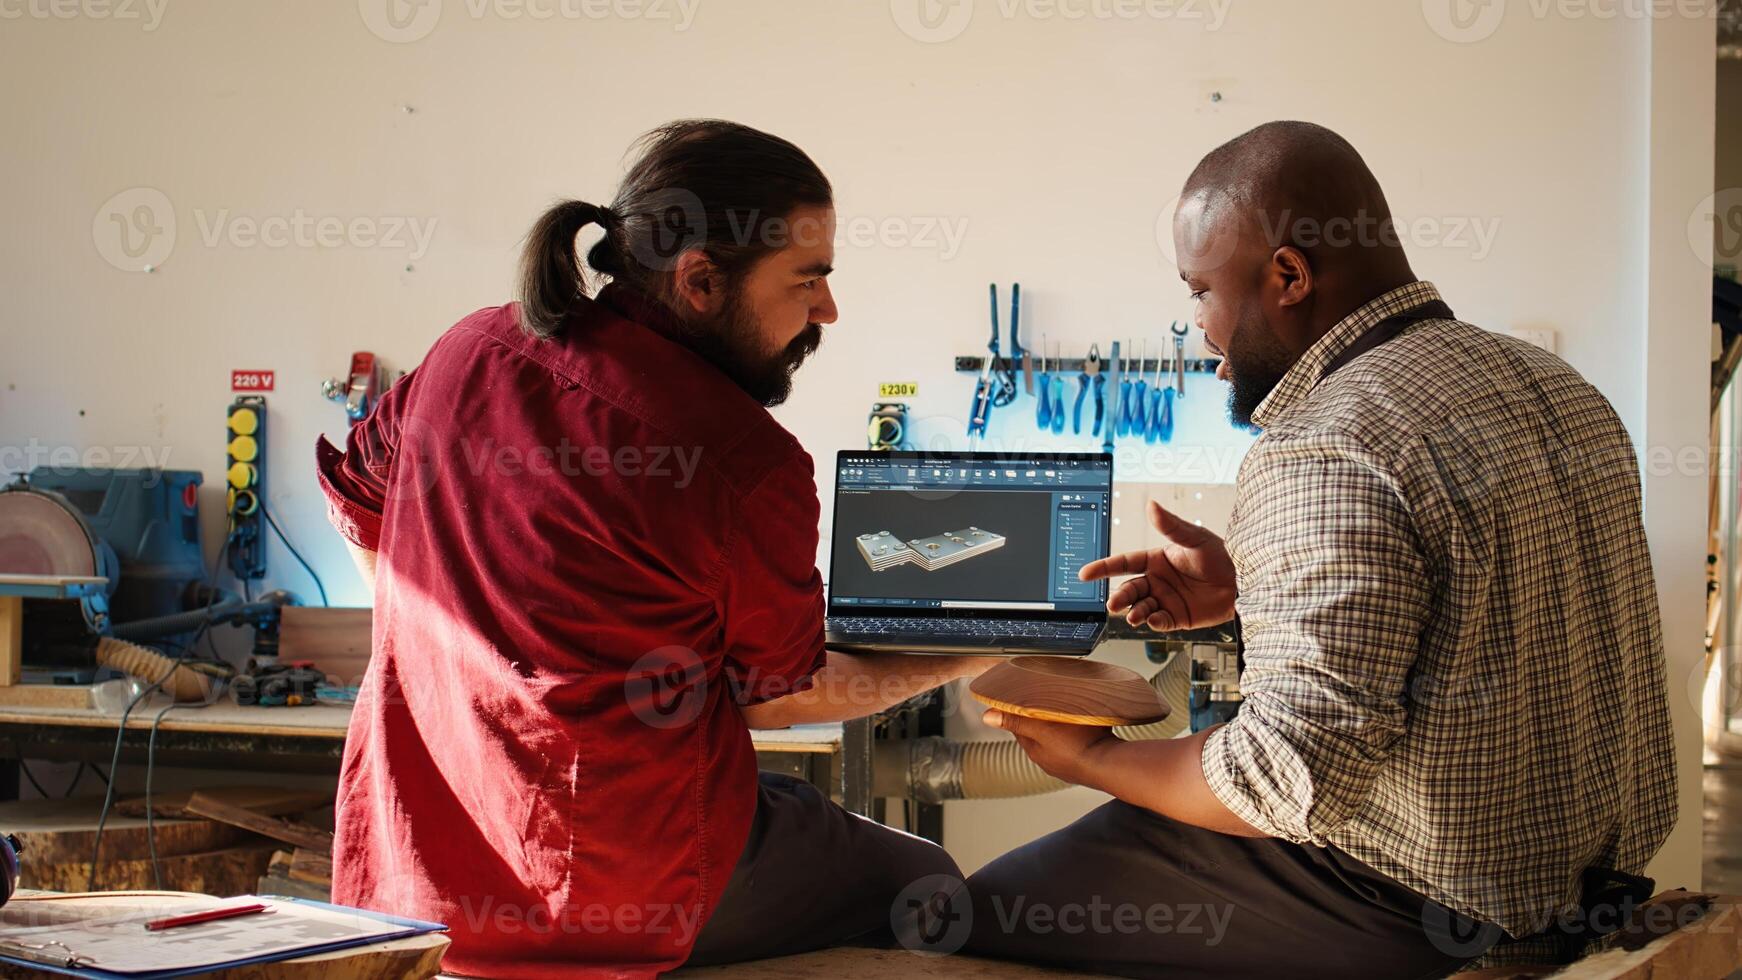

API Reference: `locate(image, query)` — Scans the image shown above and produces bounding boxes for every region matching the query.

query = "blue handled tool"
[1157,386,1176,443]
[1146,336,1167,444]
[1073,344,1103,435]
[1035,333,1052,430]
[1132,339,1151,436]
[1093,373,1108,438]
[1049,343,1067,434]
[1115,341,1132,438]
[1123,338,1145,438]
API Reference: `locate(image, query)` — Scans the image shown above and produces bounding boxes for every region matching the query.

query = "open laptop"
[824,451,1114,656]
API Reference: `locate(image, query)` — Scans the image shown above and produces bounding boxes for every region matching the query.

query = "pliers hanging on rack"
[1073,345,1105,436]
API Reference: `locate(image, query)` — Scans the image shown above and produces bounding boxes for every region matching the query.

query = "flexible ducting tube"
[94,636,215,703]
[878,650,1196,803]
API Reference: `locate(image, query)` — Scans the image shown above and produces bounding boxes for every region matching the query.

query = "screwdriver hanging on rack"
[1132,338,1151,437]
[1036,334,1053,430]
[1115,341,1133,438]
[1147,332,1169,444]
[1049,342,1066,435]
[1125,338,1145,438]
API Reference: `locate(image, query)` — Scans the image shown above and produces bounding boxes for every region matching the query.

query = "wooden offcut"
[186,791,335,854]
[116,785,334,820]
[259,849,333,902]
[0,682,94,709]
[0,595,20,688]
[280,606,373,686]
[289,848,334,885]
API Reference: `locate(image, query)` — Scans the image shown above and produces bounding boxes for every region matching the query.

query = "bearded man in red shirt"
[316,119,987,978]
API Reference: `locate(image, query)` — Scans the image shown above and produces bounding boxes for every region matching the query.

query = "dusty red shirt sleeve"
[313,370,414,553]
[716,457,827,706]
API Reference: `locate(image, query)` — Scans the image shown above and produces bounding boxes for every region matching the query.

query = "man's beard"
[682,287,823,407]
[1224,300,1295,428]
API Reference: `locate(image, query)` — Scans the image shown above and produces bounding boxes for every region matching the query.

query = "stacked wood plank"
[0,786,335,896]
[259,848,333,901]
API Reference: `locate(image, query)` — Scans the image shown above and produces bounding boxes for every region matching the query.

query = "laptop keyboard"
[827,616,1099,641]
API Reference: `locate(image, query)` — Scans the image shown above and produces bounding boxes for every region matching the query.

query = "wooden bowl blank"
[970,656,1170,727]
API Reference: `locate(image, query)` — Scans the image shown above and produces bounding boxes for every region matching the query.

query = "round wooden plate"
[970,656,1170,727]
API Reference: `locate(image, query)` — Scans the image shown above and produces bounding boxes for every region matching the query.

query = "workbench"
[0,620,1234,840]
[0,702,871,816]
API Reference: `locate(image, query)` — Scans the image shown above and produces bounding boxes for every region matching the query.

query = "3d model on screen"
[855,527,1006,573]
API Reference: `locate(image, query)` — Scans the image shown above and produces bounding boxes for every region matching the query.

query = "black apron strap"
[1318,299,1455,381]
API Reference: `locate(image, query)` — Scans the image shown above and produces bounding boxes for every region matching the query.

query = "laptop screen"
[828,452,1113,616]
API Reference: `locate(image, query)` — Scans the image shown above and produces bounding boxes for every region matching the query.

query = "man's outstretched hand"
[1078,499,1237,631]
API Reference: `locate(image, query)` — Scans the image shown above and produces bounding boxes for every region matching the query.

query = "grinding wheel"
[0,486,101,578]
[971,656,1169,727]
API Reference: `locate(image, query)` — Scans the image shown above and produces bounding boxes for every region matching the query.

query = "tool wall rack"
[954,356,1224,374]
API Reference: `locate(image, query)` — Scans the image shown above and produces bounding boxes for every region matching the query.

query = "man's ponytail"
[517,199,610,339]
[515,120,833,339]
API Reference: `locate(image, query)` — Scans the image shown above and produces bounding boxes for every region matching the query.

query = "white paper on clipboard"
[0,895,403,974]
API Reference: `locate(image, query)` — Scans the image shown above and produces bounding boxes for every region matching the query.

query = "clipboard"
[0,896,447,979]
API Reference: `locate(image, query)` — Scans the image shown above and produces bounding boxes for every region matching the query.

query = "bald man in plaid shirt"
[955,122,1677,979]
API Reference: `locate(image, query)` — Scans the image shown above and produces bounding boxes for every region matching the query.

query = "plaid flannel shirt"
[1200,282,1678,937]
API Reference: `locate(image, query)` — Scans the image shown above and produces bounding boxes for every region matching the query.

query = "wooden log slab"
[0,798,245,864]
[970,657,1168,727]
[25,843,277,894]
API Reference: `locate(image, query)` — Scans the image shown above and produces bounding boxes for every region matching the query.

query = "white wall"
[0,0,1713,887]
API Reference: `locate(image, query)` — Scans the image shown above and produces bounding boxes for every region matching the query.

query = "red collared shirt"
[315,289,826,978]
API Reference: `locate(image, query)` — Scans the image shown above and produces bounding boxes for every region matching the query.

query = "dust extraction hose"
[876,651,1194,803]
[94,636,215,704]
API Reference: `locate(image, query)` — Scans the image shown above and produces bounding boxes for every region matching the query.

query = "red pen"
[144,903,272,932]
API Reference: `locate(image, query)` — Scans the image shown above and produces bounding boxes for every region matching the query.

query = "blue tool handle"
[1073,376,1090,434]
[1036,371,1052,427]
[1092,376,1107,436]
[1050,376,1067,433]
[1146,388,1164,443]
[1158,387,1176,443]
[1134,380,1151,432]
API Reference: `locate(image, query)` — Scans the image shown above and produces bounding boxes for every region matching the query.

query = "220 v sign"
[231,371,276,392]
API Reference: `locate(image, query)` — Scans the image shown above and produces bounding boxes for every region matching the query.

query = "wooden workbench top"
[0,702,844,753]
